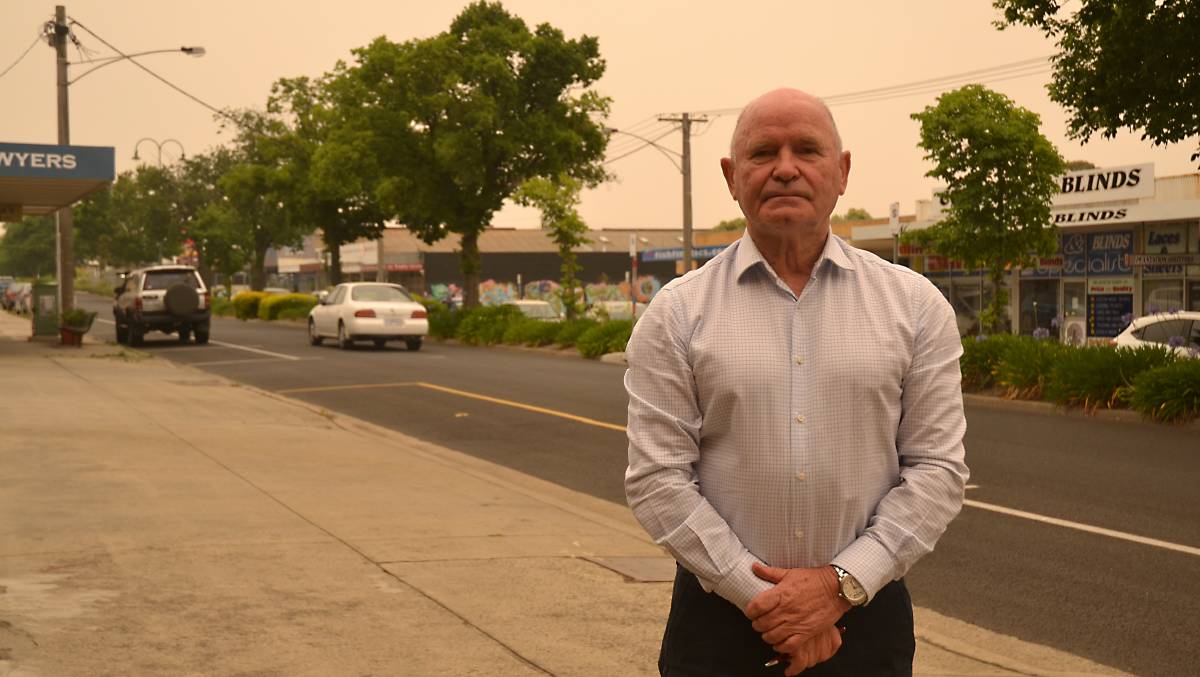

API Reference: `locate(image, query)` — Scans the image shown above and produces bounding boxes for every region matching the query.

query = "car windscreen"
[143,271,200,291]
[350,285,413,302]
[520,304,558,319]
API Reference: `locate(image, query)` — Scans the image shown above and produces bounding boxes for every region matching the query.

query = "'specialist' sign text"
[0,141,115,180]
[1052,163,1154,207]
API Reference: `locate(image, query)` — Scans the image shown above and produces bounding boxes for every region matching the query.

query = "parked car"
[113,265,211,346]
[504,299,562,322]
[586,300,646,321]
[1114,311,1200,357]
[307,282,428,350]
[3,282,33,314]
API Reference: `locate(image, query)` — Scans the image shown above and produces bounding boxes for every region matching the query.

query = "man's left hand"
[746,562,850,646]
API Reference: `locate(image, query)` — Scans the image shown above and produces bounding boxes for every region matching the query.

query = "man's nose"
[770,154,800,182]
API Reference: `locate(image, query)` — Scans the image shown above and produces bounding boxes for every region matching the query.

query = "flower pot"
[59,327,83,347]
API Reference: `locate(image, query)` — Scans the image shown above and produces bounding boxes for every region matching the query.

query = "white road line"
[95,318,300,361]
[963,499,1200,558]
[208,340,301,361]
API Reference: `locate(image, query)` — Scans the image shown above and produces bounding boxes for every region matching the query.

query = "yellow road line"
[414,381,627,433]
[276,381,421,395]
[276,380,628,433]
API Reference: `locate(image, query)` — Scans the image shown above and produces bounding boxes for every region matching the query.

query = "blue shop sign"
[0,142,115,181]
[1061,232,1087,277]
[1087,230,1133,277]
[641,245,728,262]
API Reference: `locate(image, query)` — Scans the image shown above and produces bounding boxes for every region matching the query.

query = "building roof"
[381,227,699,254]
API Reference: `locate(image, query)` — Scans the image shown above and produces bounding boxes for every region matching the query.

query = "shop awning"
[0,141,116,219]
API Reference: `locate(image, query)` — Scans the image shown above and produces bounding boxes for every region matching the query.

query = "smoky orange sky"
[2,0,1195,231]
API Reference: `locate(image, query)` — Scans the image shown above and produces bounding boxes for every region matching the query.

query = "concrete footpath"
[0,311,1129,677]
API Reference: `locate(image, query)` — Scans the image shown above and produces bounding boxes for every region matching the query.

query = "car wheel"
[337,322,353,350]
[178,327,192,344]
[129,324,144,347]
[115,322,128,344]
[309,319,323,346]
[405,337,422,352]
[194,329,209,345]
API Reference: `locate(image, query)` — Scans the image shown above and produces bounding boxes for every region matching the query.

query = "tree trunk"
[328,240,343,286]
[460,229,481,308]
[250,246,267,291]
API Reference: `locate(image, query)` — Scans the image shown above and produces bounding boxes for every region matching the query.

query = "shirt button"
[795,414,805,424]
[794,529,804,540]
[794,356,804,365]
[795,471,807,481]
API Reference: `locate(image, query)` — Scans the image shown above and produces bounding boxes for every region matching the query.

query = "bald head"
[728,88,843,160]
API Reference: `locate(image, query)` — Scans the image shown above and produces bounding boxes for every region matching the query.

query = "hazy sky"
[3,1,1195,231]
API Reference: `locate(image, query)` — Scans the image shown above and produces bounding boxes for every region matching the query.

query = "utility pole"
[658,113,707,273]
[53,4,75,314]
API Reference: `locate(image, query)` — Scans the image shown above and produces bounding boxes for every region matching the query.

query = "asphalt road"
[80,294,1200,675]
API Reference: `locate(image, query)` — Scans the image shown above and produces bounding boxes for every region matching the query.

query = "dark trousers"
[659,565,915,677]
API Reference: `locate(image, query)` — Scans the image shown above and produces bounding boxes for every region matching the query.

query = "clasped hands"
[745,562,851,675]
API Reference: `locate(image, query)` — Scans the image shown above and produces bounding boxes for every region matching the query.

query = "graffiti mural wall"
[431,276,664,308]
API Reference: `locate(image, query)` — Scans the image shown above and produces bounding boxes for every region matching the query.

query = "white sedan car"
[1113,310,1200,358]
[308,282,428,350]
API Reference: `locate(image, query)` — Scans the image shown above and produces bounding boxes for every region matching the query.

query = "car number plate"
[384,318,405,326]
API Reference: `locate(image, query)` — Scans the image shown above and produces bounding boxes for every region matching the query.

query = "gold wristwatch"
[831,564,868,607]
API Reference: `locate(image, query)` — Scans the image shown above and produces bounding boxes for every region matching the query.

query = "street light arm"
[67,47,204,85]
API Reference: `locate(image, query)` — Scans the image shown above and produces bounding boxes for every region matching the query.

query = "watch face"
[842,576,868,605]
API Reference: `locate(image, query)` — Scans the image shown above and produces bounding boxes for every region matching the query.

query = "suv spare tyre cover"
[164,284,199,317]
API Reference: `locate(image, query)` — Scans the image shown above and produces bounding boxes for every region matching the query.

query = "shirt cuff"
[709,551,773,612]
[831,536,899,603]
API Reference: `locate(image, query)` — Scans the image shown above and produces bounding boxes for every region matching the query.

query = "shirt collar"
[734,227,856,281]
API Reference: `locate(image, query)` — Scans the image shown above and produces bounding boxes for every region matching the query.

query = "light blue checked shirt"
[625,230,968,612]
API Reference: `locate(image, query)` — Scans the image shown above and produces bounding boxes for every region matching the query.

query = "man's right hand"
[777,624,843,676]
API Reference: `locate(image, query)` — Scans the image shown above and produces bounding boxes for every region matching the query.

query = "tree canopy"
[994,0,1200,165]
[328,1,610,306]
[0,215,56,277]
[514,174,590,318]
[831,207,873,224]
[904,84,1065,333]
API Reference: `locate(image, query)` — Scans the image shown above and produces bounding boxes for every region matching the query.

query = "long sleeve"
[831,280,969,600]
[624,289,772,611]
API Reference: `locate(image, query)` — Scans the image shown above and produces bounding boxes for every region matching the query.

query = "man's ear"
[839,150,852,195]
[720,157,737,199]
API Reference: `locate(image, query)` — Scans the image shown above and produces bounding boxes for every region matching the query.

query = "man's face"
[720,93,851,237]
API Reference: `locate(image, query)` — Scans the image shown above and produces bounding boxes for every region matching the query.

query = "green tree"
[75,166,183,268]
[995,0,1200,166]
[329,1,610,307]
[176,148,251,290]
[219,109,311,290]
[269,76,386,286]
[830,207,873,224]
[1064,160,1096,171]
[0,215,56,277]
[712,217,746,232]
[904,84,1065,334]
[514,174,590,319]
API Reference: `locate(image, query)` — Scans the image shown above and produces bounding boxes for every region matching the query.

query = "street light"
[48,4,204,315]
[132,137,186,165]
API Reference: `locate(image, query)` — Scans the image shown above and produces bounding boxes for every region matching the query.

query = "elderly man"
[624,88,968,676]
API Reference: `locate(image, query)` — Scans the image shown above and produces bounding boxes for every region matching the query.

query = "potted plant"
[59,307,97,347]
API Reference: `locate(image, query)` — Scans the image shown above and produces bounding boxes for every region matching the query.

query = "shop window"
[950,279,984,337]
[1142,278,1184,314]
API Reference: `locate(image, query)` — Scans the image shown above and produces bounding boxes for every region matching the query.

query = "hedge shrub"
[232,291,268,320]
[258,293,317,320]
[212,297,235,317]
[959,334,1020,390]
[1045,345,1176,410]
[455,305,524,345]
[1127,359,1200,422]
[576,319,634,358]
[554,318,599,348]
[991,336,1067,399]
[503,318,562,346]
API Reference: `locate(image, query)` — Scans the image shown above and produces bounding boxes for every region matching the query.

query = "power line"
[0,34,43,81]
[66,16,234,122]
[692,55,1055,116]
[603,127,678,165]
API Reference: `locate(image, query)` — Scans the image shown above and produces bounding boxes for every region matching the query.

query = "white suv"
[113,265,211,346]
[1113,311,1200,358]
